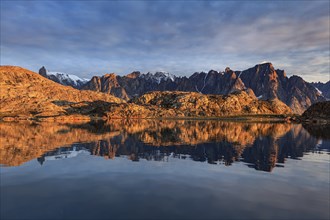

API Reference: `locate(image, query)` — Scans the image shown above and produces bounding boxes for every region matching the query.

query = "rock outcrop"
[300,101,330,123]
[105,90,292,119]
[82,74,130,100]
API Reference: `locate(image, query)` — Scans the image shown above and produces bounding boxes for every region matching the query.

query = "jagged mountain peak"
[140,71,176,84]
[190,71,207,79]
[225,67,232,73]
[102,73,117,79]
[208,69,219,75]
[126,71,141,79]
[224,69,237,79]
[38,66,89,89]
[289,75,304,82]
[253,62,275,74]
[39,66,47,75]
[257,61,273,67]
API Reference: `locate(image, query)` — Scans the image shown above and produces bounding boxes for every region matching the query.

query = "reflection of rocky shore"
[0,122,120,166]
[0,120,321,171]
[302,123,330,140]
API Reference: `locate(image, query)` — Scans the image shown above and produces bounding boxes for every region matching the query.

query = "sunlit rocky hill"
[0,66,124,121]
[120,90,292,118]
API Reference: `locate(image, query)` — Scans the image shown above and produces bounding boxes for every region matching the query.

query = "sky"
[1,0,329,82]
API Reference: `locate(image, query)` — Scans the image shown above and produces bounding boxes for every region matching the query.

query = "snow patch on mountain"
[238,70,244,78]
[140,71,176,84]
[313,86,323,95]
[47,71,89,86]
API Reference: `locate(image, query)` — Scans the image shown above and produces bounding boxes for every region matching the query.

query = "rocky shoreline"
[298,101,330,124]
[0,114,297,123]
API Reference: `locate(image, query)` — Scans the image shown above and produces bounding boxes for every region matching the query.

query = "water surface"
[0,120,329,220]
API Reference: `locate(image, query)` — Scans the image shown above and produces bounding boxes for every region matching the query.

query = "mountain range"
[39,62,328,114]
[1,65,293,121]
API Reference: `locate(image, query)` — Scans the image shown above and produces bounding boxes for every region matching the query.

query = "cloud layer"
[1,1,329,82]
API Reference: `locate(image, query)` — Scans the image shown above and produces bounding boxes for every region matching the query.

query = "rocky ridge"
[79,68,247,101]
[121,90,293,118]
[39,63,326,114]
[0,66,297,121]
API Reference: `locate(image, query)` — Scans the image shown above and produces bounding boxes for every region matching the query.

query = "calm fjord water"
[0,120,329,220]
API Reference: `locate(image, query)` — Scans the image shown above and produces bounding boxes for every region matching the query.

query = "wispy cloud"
[1,1,329,82]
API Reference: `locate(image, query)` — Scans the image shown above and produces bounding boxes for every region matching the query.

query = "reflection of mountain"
[0,122,121,166]
[37,146,89,165]
[0,120,322,172]
[302,123,330,140]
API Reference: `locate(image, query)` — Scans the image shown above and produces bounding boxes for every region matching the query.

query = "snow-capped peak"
[140,71,176,84]
[39,66,89,89]
[46,71,89,85]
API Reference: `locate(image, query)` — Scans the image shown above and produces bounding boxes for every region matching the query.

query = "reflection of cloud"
[1,1,329,81]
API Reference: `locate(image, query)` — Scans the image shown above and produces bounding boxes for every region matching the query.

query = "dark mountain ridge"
[39,62,326,114]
